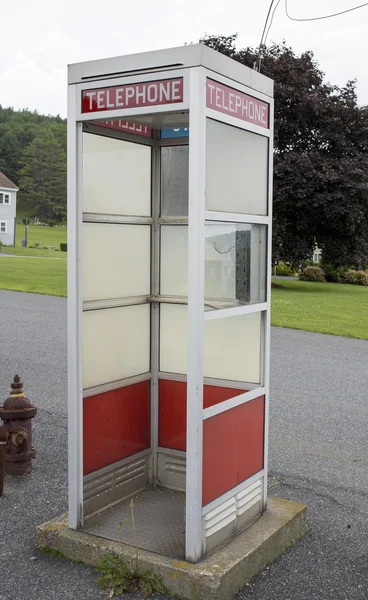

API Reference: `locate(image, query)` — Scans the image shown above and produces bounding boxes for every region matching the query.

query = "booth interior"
[81,108,268,559]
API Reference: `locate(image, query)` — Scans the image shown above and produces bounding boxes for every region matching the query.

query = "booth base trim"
[35,497,307,600]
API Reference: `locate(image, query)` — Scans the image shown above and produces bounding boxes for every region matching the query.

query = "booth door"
[81,129,152,516]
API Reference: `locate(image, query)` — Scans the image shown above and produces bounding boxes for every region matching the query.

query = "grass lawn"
[15,222,67,247]
[1,246,67,258]
[271,279,368,340]
[1,223,67,258]
[0,257,367,340]
[0,256,66,297]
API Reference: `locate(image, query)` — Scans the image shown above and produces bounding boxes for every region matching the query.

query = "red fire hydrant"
[0,425,8,496]
[0,375,37,476]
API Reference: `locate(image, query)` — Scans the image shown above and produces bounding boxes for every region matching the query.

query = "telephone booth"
[67,44,274,563]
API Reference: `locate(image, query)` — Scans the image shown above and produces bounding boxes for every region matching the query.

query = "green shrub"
[60,243,67,252]
[96,554,166,597]
[302,258,311,267]
[322,263,346,283]
[302,258,318,268]
[275,261,295,276]
[299,266,326,282]
[343,269,368,286]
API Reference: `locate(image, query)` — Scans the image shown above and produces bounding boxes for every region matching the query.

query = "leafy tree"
[200,35,368,268]
[0,105,66,220]
[19,129,66,222]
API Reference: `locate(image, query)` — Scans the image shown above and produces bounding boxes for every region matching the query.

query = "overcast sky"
[1,0,368,117]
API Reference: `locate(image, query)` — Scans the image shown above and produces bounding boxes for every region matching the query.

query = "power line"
[254,0,367,73]
[265,0,281,46]
[255,0,282,72]
[285,0,368,22]
[260,0,278,48]
[254,0,279,71]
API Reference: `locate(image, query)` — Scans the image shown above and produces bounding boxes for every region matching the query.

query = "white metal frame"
[263,99,274,509]
[204,302,267,321]
[198,67,273,522]
[68,84,84,529]
[203,387,266,420]
[183,67,273,556]
[68,48,273,561]
[185,67,207,562]
[205,211,269,224]
[150,128,161,486]
[83,372,152,398]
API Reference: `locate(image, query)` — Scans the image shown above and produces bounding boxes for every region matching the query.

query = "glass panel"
[160,225,188,296]
[83,223,150,302]
[83,305,150,389]
[204,312,262,383]
[160,223,266,306]
[160,304,187,374]
[160,146,189,216]
[206,119,268,215]
[83,132,151,216]
[205,222,266,308]
[159,304,262,384]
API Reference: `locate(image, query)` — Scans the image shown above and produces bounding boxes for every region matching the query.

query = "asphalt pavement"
[0,290,367,600]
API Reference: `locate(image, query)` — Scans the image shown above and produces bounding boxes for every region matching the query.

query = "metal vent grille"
[157,451,186,492]
[84,451,150,517]
[203,477,263,553]
[205,497,237,538]
[236,480,262,516]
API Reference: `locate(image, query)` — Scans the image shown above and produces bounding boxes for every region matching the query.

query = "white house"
[0,171,19,246]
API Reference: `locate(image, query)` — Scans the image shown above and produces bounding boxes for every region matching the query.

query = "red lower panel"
[158,380,246,452]
[202,396,264,506]
[83,381,150,475]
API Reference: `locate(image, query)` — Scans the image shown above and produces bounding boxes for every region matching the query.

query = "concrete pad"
[35,497,307,600]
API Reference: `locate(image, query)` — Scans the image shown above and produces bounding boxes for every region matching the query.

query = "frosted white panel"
[206,119,268,215]
[159,305,261,383]
[160,304,188,375]
[160,226,188,296]
[83,305,150,389]
[204,312,261,383]
[83,223,150,302]
[83,133,151,216]
[161,146,189,216]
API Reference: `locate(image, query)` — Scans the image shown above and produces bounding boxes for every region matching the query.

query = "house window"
[0,221,6,233]
[0,193,10,205]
